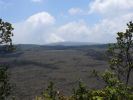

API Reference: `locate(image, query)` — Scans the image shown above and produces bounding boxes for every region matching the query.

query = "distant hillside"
[0,44,109,59]
[14,43,109,51]
[47,41,100,46]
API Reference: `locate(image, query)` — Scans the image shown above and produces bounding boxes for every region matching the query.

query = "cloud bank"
[89,0,133,15]
[13,12,55,44]
[13,0,133,44]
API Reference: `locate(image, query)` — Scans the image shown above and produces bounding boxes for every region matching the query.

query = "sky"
[0,0,133,44]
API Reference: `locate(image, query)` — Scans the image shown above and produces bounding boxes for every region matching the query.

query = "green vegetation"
[0,66,12,100]
[0,19,14,100]
[34,71,133,100]
[0,19,14,51]
[108,21,133,85]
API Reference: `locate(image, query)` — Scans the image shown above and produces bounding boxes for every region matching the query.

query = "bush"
[0,65,11,100]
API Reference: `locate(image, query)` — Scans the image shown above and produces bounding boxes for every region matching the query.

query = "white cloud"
[45,34,65,44]
[27,12,55,27]
[53,13,133,43]
[89,0,133,15]
[89,12,133,43]
[13,10,133,44]
[68,8,83,15]
[13,12,55,44]
[55,21,90,42]
[31,0,43,3]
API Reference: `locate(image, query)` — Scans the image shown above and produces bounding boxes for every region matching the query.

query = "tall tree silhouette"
[0,19,14,100]
[108,21,133,86]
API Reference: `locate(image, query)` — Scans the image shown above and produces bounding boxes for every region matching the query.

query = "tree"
[108,21,133,86]
[0,19,14,100]
[0,66,12,100]
[0,19,14,51]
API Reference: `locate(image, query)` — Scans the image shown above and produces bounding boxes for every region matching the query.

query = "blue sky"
[1,0,97,24]
[0,0,133,44]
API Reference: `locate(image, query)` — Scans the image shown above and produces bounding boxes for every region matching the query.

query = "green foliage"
[0,18,14,51]
[108,21,133,85]
[34,78,133,100]
[89,72,133,100]
[0,19,14,44]
[102,70,119,87]
[72,81,89,100]
[0,19,14,100]
[0,65,11,100]
[34,82,60,100]
[43,82,57,100]
[89,85,133,100]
